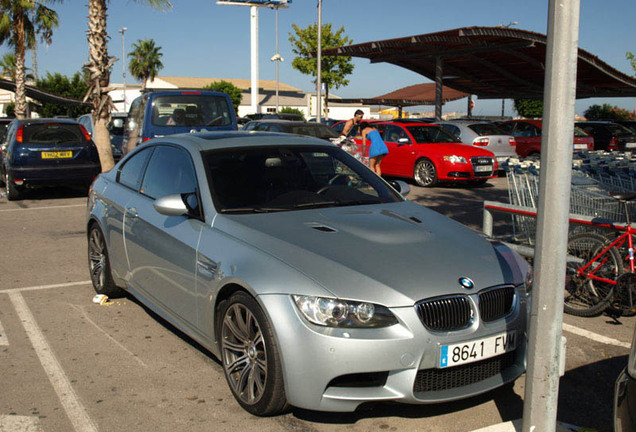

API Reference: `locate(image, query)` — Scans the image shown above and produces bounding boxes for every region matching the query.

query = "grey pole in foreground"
[118,27,127,111]
[522,1,580,431]
[316,0,322,123]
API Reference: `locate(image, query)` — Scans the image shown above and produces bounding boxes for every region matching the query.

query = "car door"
[124,144,203,327]
[381,124,414,175]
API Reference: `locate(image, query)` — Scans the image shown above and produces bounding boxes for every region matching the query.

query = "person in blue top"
[361,122,389,175]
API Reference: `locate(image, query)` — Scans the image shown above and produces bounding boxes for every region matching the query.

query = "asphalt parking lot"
[0,177,632,432]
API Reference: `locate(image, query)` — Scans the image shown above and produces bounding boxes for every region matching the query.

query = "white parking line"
[0,318,7,346]
[0,281,91,295]
[8,292,97,432]
[0,204,85,213]
[0,415,42,432]
[562,323,631,349]
[70,304,147,368]
[469,419,587,432]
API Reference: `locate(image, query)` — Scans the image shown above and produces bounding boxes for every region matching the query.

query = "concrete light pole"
[316,0,322,123]
[498,22,518,119]
[270,4,283,113]
[118,27,127,111]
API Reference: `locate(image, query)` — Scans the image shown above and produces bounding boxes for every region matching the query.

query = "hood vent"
[311,224,337,233]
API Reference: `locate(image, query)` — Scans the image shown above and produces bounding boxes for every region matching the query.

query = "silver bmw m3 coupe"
[86,131,532,416]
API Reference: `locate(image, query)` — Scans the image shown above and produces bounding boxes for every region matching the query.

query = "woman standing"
[361,122,389,175]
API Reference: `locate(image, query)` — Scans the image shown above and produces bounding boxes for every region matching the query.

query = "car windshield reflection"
[205,145,401,213]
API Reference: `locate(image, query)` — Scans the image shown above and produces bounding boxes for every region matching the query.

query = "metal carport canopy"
[331,83,468,107]
[0,78,90,107]
[321,26,636,100]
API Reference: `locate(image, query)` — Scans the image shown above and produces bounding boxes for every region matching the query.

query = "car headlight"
[293,295,398,328]
[443,155,467,164]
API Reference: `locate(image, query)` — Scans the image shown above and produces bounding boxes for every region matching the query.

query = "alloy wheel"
[221,303,267,406]
[415,159,437,187]
[88,228,107,291]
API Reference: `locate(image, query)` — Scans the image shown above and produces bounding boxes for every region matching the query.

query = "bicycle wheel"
[565,232,623,317]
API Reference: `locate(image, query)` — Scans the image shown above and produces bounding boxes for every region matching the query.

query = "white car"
[437,120,517,165]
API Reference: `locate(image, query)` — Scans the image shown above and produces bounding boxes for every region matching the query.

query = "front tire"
[88,225,124,298]
[219,292,288,416]
[414,158,438,187]
[565,232,622,316]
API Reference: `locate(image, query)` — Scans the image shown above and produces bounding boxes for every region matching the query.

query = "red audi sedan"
[342,120,498,187]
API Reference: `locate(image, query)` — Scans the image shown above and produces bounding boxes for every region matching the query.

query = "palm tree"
[0,53,35,80]
[128,38,163,91]
[85,0,171,172]
[0,0,60,119]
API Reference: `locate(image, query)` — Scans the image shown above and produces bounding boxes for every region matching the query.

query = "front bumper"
[259,291,528,412]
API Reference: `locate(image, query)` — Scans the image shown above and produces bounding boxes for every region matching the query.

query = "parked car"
[575,121,636,151]
[0,117,13,143]
[122,90,238,155]
[614,120,636,135]
[614,323,636,431]
[437,120,517,164]
[344,120,498,187]
[245,112,304,121]
[87,131,531,415]
[308,117,340,127]
[242,119,341,142]
[78,112,127,160]
[498,120,594,157]
[2,118,100,200]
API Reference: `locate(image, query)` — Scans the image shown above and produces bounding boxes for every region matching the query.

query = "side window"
[384,125,411,143]
[126,98,142,132]
[497,123,513,134]
[513,122,536,137]
[439,124,460,138]
[118,147,153,190]
[140,146,196,199]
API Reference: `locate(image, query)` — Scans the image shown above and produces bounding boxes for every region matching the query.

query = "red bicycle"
[565,192,636,317]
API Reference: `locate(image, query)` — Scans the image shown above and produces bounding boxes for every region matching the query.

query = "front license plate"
[474,165,493,172]
[439,331,516,368]
[625,142,636,148]
[42,151,72,159]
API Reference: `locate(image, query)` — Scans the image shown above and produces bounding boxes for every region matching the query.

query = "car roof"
[376,120,438,127]
[146,131,334,153]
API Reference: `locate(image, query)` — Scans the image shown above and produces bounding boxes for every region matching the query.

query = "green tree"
[514,99,543,118]
[289,23,354,118]
[0,0,60,119]
[279,106,304,120]
[204,80,241,114]
[84,0,171,172]
[0,52,33,80]
[584,103,635,121]
[35,71,90,117]
[627,51,636,76]
[128,38,163,90]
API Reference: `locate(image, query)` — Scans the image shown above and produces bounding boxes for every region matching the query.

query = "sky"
[5,0,636,117]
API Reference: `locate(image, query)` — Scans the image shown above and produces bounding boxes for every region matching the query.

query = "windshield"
[151,94,232,128]
[468,123,507,136]
[573,127,589,138]
[205,145,401,213]
[406,125,460,143]
[23,123,87,145]
[607,123,635,137]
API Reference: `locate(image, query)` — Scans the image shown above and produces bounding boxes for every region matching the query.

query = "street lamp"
[269,4,284,113]
[118,27,127,112]
[316,0,322,123]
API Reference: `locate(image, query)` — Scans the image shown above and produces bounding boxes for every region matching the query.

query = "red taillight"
[16,125,23,143]
[142,137,151,142]
[78,124,92,142]
[609,137,619,151]
[13,178,24,186]
[474,137,489,146]
[509,138,516,146]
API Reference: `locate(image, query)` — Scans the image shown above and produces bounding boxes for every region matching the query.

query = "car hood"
[213,201,525,307]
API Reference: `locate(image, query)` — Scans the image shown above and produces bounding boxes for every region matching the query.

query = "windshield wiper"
[290,201,340,209]
[219,207,288,214]
[334,199,384,206]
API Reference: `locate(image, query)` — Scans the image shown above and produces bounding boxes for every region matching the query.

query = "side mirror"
[154,194,189,216]
[389,180,411,197]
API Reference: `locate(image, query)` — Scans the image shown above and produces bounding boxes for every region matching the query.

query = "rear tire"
[5,171,21,201]
[564,232,622,316]
[87,224,124,298]
[414,158,438,187]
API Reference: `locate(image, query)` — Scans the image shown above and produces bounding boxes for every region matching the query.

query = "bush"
[514,99,543,118]
[204,80,242,114]
[583,104,636,121]
[35,72,91,118]
[279,106,305,120]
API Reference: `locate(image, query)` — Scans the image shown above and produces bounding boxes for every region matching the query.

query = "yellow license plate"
[41,151,73,159]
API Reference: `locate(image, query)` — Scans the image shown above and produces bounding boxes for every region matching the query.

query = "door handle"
[126,207,138,218]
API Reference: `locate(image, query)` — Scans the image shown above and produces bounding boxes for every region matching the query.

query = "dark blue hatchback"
[1,118,101,200]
